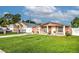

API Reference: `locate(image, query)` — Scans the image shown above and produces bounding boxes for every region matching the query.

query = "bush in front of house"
[65,32,72,36]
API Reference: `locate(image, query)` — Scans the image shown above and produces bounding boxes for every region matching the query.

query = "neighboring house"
[8,22,27,33]
[8,24,15,32]
[25,23,39,33]
[36,22,72,36]
[8,22,38,33]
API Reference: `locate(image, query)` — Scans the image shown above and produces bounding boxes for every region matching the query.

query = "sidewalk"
[0,33,28,38]
[0,50,5,53]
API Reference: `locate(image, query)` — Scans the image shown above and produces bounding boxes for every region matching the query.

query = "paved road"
[0,33,29,38]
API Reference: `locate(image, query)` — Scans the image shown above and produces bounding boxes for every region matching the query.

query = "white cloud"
[26,6,57,13]
[24,6,79,24]
[32,18,42,23]
[24,6,57,18]
[24,6,69,19]
[52,11,65,18]
[66,10,79,16]
[51,20,61,23]
[3,12,10,14]
[63,10,79,20]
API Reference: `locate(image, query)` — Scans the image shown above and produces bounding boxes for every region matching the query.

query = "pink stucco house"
[32,22,72,36]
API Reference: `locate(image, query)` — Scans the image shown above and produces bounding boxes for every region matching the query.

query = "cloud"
[32,18,42,23]
[26,6,57,13]
[24,6,79,24]
[66,10,79,16]
[24,6,69,19]
[3,12,10,14]
[24,6,57,18]
[51,11,65,18]
[51,20,61,23]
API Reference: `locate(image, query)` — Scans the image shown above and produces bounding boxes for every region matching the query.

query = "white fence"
[72,28,79,36]
[26,28,32,33]
[20,28,32,33]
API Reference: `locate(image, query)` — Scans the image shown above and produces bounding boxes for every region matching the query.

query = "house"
[36,22,72,36]
[8,21,72,35]
[8,22,27,33]
[23,23,38,33]
[8,22,38,33]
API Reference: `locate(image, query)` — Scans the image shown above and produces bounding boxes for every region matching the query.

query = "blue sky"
[0,6,79,25]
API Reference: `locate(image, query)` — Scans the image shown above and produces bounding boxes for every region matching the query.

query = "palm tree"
[0,13,21,34]
[4,13,13,24]
[4,13,13,19]
[0,17,9,34]
[0,13,13,34]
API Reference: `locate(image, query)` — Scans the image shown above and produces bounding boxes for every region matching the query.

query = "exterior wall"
[32,27,36,33]
[39,26,64,35]
[32,27,39,34]
[40,25,72,36]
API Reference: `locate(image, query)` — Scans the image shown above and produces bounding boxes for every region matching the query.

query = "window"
[58,26,63,32]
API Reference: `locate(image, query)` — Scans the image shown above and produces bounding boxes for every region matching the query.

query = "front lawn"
[0,35,79,53]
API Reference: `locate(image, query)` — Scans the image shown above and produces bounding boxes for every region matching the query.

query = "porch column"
[63,26,65,35]
[46,25,49,33]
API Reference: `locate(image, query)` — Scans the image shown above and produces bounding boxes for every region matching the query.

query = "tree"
[0,17,9,34]
[0,13,22,34]
[71,17,79,28]
[26,20,37,24]
[4,13,13,24]
[12,14,21,33]
[12,14,21,24]
[0,13,13,34]
[4,13,13,19]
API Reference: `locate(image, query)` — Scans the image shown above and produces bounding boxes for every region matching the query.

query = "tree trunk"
[3,30,6,34]
[17,28,20,34]
[3,27,7,34]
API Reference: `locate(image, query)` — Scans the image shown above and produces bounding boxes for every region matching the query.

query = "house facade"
[8,22,72,36]
[35,22,72,36]
[8,22,37,33]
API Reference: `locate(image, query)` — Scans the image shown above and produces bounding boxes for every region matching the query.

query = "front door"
[51,27,56,35]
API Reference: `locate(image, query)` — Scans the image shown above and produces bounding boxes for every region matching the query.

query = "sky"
[0,6,79,25]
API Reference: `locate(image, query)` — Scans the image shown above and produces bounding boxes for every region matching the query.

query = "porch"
[39,25,65,36]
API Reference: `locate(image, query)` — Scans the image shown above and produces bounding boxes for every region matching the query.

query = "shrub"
[65,32,72,36]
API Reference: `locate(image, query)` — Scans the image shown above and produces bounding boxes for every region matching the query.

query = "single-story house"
[8,22,27,33]
[8,22,38,33]
[36,22,72,36]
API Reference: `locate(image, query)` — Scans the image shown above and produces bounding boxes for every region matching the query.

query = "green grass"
[0,35,79,53]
